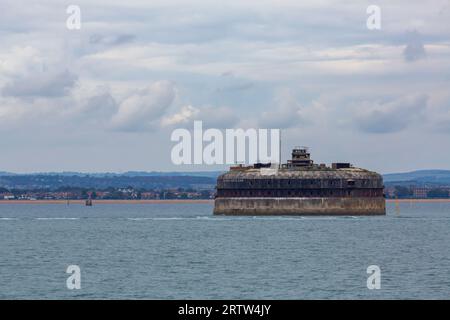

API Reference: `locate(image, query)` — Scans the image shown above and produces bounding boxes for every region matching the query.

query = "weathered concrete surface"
[214,197,386,216]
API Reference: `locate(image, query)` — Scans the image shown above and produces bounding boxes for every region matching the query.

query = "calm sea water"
[0,202,449,299]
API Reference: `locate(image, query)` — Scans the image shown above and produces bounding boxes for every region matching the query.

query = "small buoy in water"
[395,197,400,215]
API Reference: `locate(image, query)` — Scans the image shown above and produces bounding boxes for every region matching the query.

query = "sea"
[0,202,449,299]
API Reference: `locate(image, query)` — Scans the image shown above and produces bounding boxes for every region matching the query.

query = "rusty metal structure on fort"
[214,147,386,216]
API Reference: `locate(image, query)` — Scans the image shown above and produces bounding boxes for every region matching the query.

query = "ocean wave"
[203,216,341,221]
[394,216,450,221]
[248,216,340,221]
[195,216,229,220]
[126,216,357,221]
[128,216,237,221]
[127,217,190,221]
[35,217,80,220]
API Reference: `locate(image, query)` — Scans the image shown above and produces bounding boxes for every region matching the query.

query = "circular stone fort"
[214,147,385,216]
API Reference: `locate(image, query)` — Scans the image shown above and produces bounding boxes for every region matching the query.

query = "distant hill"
[1,169,450,190]
[120,171,224,178]
[383,170,450,186]
[0,171,16,176]
[0,174,218,190]
[1,171,224,178]
[0,171,225,190]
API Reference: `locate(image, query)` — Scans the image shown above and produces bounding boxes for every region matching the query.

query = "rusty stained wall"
[214,197,386,216]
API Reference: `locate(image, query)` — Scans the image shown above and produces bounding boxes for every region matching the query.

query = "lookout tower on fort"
[286,146,313,168]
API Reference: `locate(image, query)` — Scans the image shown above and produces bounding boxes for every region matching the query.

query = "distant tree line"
[392,186,450,199]
[0,174,216,190]
[0,186,215,200]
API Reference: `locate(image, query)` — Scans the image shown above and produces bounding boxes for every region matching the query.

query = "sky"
[0,0,450,174]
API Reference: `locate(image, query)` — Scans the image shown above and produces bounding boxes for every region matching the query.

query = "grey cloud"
[355,94,428,134]
[216,82,254,93]
[435,119,450,132]
[259,107,302,129]
[220,71,234,77]
[259,89,306,129]
[89,34,136,46]
[83,92,118,118]
[215,71,254,93]
[403,31,427,62]
[2,70,77,98]
[194,106,239,128]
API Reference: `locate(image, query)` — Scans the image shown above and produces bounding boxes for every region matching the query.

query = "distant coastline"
[2,170,450,201]
[1,199,450,204]
[0,199,214,204]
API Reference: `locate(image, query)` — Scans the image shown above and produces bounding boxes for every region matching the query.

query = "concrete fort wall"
[213,197,386,216]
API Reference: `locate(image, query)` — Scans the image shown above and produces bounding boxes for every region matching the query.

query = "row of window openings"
[244,180,358,186]
[221,190,381,197]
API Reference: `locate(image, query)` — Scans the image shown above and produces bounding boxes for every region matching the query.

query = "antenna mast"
[279,129,281,169]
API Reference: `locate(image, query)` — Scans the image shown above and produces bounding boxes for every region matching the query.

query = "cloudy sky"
[1,0,450,173]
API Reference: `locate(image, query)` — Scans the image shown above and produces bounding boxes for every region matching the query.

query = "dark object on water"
[85,199,92,206]
[214,147,385,216]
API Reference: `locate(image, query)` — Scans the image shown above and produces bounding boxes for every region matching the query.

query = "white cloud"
[161,105,198,126]
[110,81,176,131]
[162,105,238,128]
[0,46,44,77]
